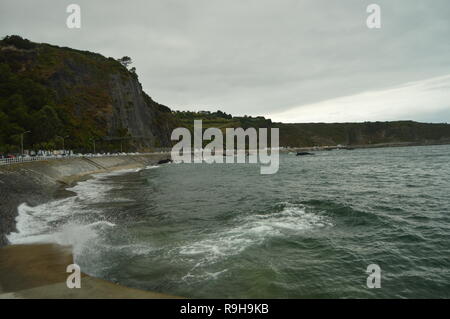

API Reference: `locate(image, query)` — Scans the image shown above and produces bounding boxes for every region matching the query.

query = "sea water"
[7,145,450,298]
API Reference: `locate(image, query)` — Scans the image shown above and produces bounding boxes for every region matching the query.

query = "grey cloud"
[1,0,449,121]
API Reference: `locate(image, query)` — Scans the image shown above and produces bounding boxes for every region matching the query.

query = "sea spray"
[6,167,139,255]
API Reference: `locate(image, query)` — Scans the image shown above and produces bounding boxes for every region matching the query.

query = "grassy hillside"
[173,111,450,147]
[275,121,450,147]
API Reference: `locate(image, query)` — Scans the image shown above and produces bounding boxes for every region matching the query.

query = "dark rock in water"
[157,159,173,165]
[296,152,314,156]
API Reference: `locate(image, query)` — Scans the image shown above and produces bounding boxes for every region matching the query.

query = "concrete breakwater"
[0,154,171,246]
[0,243,180,298]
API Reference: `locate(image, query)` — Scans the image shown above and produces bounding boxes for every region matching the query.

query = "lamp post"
[117,137,132,153]
[56,135,69,154]
[90,138,96,154]
[20,131,31,156]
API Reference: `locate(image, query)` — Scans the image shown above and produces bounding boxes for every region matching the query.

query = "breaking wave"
[177,202,332,282]
[6,168,140,258]
[179,202,332,261]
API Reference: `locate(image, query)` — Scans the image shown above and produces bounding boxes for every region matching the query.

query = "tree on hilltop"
[117,56,132,68]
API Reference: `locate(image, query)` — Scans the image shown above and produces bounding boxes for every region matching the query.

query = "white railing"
[0,152,169,166]
[0,155,77,166]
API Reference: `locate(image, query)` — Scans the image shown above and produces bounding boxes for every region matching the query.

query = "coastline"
[0,154,183,298]
[284,139,450,153]
[2,141,448,246]
[1,144,449,298]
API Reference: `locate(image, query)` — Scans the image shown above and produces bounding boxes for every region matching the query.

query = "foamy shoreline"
[0,154,171,246]
[0,154,181,298]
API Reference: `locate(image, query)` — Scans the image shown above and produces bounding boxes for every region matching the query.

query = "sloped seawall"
[0,154,171,246]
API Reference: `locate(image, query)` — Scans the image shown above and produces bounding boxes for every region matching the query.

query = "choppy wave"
[7,167,139,257]
[177,202,332,281]
[7,145,450,298]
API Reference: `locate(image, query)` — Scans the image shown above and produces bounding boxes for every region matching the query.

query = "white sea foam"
[145,165,160,170]
[181,268,229,283]
[179,203,332,263]
[176,203,332,283]
[103,243,155,256]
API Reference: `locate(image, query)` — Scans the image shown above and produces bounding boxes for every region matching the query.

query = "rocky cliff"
[0,36,177,152]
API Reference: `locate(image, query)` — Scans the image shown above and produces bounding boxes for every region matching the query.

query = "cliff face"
[107,74,174,147]
[0,36,177,152]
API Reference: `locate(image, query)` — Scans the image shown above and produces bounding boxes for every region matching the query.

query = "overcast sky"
[1,0,449,123]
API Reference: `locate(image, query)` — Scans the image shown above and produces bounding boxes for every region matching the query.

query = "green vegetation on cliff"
[172,111,450,147]
[0,35,177,154]
[274,121,450,147]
